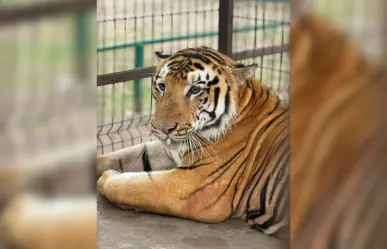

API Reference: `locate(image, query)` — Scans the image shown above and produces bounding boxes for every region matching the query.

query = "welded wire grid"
[0,4,95,166]
[97,0,220,154]
[97,0,291,155]
[233,0,290,95]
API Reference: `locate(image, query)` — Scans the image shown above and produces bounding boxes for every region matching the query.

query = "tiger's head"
[151,47,257,147]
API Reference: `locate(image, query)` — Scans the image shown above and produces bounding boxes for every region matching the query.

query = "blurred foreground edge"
[290,5,387,249]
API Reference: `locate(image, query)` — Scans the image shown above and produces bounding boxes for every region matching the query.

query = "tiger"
[96,46,290,239]
[290,8,387,249]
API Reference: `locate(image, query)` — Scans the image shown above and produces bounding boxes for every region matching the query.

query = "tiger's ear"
[155,51,171,63]
[233,63,258,85]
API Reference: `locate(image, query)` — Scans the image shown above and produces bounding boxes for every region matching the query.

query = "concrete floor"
[98,194,282,249]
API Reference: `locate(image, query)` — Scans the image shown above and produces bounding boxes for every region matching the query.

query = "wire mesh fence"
[97,0,291,155]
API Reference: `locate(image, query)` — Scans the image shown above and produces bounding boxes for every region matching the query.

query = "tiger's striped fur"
[291,12,387,249]
[97,46,289,239]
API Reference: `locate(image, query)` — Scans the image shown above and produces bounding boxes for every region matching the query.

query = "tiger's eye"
[189,85,201,94]
[158,82,166,91]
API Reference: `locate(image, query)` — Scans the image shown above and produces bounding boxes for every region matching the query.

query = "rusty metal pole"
[218,0,234,57]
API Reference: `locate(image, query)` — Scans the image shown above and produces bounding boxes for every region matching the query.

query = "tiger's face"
[151,47,257,147]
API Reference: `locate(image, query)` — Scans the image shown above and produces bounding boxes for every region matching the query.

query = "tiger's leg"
[97,167,232,223]
[97,140,178,177]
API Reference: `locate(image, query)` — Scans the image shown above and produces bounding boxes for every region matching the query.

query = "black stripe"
[141,146,152,172]
[118,159,124,172]
[244,112,288,211]
[268,152,289,203]
[207,76,219,86]
[207,146,246,177]
[202,52,226,65]
[169,53,211,64]
[250,223,265,233]
[182,146,247,199]
[182,66,192,73]
[258,176,289,230]
[176,127,187,132]
[201,85,231,132]
[258,168,271,215]
[268,97,282,115]
[244,139,288,221]
[211,87,220,119]
[189,152,243,198]
[193,62,204,70]
[202,87,220,121]
[202,49,227,63]
[246,209,264,220]
[167,60,181,67]
[177,163,210,170]
[231,156,250,213]
[248,164,289,233]
[224,85,230,114]
[205,156,249,210]
[239,86,272,124]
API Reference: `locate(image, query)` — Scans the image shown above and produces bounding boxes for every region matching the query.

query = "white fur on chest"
[167,148,183,166]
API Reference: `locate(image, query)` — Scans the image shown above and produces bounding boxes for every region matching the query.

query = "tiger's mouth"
[151,130,185,145]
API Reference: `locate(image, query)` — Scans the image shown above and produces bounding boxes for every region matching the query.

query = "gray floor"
[98,194,282,249]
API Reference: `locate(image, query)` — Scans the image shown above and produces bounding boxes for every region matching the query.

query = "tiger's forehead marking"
[187,70,213,84]
[153,67,168,83]
[156,62,223,87]
[159,67,169,78]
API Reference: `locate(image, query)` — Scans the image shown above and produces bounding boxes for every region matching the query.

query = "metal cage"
[97,0,290,155]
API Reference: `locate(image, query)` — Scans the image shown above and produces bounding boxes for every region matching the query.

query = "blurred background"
[0,0,96,192]
[0,1,95,248]
[97,0,291,155]
[0,0,385,248]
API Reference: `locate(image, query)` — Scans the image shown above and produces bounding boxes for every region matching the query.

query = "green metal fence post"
[74,11,89,80]
[134,44,144,113]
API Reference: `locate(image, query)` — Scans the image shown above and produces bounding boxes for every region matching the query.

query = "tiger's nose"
[154,121,178,134]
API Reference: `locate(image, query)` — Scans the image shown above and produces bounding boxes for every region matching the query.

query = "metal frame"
[218,0,234,57]
[96,45,289,86]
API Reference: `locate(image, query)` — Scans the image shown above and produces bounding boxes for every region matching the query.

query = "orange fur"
[97,47,290,238]
[290,12,387,248]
